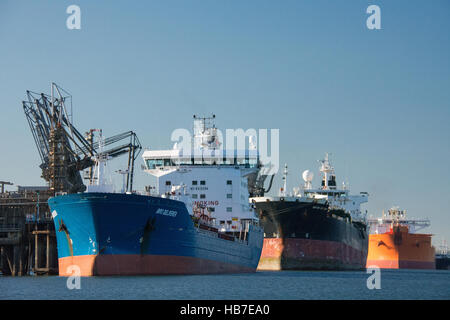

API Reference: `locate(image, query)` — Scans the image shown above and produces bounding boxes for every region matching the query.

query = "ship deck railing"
[196,225,249,244]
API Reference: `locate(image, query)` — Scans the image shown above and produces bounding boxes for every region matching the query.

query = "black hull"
[254,199,368,270]
[436,256,450,270]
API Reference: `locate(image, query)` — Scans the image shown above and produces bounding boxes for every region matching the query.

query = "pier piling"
[0,187,58,276]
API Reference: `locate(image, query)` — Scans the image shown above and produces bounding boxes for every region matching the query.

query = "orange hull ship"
[366,208,435,269]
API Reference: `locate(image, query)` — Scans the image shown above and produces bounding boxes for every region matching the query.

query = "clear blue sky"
[0,1,449,246]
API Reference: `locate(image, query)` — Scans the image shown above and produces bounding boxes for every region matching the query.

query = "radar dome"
[302,170,314,182]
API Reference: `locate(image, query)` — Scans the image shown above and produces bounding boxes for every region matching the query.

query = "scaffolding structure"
[22,83,142,194]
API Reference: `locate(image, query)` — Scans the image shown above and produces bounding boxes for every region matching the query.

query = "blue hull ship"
[49,192,264,276]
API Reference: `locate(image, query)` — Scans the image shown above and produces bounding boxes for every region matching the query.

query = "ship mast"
[279,164,288,196]
[319,153,336,190]
[193,114,221,150]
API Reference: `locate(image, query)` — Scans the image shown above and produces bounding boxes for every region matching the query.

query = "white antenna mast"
[280,164,288,196]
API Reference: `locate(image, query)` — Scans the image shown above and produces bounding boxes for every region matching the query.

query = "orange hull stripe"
[58,254,254,276]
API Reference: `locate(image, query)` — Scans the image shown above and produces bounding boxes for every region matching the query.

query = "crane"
[22,83,141,194]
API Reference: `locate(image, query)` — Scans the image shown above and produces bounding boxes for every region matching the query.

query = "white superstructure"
[368,207,431,234]
[142,115,261,232]
[301,153,368,222]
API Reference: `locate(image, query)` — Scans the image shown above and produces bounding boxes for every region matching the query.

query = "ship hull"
[366,229,435,270]
[49,193,263,276]
[254,199,368,271]
[435,256,450,270]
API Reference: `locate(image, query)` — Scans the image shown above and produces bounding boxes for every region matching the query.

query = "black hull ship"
[252,154,369,270]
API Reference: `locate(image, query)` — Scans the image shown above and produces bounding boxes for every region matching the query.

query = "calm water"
[1,269,449,300]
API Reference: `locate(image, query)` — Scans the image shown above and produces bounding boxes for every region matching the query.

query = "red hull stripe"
[366,259,435,270]
[59,254,255,276]
[258,238,367,270]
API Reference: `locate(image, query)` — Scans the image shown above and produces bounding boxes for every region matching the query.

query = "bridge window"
[146,159,163,169]
[163,158,174,166]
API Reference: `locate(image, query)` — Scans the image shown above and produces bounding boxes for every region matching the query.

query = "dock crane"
[22,83,142,194]
[0,181,13,194]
